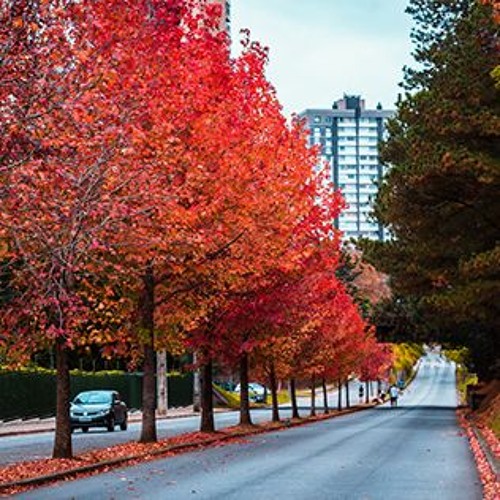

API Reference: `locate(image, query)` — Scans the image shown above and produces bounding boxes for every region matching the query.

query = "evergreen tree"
[362,0,500,378]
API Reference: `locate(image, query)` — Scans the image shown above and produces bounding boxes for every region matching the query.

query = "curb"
[471,425,499,477]
[0,434,233,491]
[0,403,376,493]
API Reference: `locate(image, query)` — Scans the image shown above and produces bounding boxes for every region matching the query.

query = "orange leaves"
[457,410,500,500]
[0,430,234,495]
[12,17,23,29]
[480,0,500,23]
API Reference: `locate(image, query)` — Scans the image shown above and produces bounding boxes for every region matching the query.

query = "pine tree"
[364,0,500,378]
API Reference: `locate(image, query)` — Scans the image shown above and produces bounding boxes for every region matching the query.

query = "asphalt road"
[15,354,482,499]
[0,407,339,467]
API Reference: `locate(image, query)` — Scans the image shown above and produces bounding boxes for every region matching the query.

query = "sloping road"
[16,354,482,499]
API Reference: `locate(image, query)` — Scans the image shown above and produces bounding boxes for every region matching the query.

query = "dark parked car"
[70,390,128,433]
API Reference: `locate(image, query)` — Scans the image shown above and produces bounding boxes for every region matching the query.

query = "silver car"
[234,382,267,403]
[70,390,128,433]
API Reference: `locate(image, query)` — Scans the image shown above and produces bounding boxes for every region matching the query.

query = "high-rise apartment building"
[300,95,394,241]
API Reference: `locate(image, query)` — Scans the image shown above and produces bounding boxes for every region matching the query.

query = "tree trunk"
[337,378,342,411]
[345,379,350,408]
[239,353,252,426]
[156,350,168,416]
[322,378,329,414]
[365,381,370,404]
[52,338,72,458]
[200,359,215,432]
[290,378,300,419]
[310,375,316,417]
[140,341,157,442]
[139,262,157,443]
[193,351,201,413]
[269,362,279,422]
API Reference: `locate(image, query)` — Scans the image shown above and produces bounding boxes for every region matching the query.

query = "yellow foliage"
[391,343,424,375]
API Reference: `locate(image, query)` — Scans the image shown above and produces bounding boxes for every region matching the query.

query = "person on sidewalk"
[389,385,399,407]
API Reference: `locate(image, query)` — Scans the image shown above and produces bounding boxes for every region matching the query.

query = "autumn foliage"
[0,0,390,457]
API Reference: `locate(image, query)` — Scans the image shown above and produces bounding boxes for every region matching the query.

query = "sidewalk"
[0,406,203,438]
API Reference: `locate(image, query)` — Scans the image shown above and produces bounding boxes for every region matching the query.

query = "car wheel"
[120,417,128,431]
[82,427,89,433]
[107,415,115,432]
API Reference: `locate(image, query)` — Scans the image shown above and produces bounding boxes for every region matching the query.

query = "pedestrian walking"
[358,384,364,403]
[389,385,399,407]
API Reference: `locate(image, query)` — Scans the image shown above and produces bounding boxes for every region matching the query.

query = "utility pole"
[156,350,168,416]
[193,351,201,412]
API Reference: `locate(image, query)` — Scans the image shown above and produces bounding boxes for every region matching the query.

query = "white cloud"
[231,0,413,115]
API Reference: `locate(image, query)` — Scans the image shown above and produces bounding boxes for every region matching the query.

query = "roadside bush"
[391,343,424,381]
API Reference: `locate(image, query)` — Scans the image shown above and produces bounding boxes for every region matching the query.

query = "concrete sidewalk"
[0,406,203,437]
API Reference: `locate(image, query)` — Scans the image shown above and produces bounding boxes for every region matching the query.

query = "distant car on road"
[70,390,128,433]
[234,382,267,403]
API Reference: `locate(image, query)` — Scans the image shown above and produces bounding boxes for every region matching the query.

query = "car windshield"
[74,392,112,405]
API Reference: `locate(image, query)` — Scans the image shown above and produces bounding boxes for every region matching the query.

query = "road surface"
[15,354,482,499]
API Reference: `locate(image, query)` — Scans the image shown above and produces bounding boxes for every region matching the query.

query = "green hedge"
[0,370,193,421]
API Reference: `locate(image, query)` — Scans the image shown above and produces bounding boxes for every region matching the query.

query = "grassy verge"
[213,384,290,409]
[489,411,500,437]
[456,365,478,405]
[443,347,477,405]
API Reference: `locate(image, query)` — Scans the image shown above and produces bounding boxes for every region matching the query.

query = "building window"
[314,115,321,123]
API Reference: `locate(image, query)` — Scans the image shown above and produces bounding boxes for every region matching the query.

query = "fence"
[0,370,193,421]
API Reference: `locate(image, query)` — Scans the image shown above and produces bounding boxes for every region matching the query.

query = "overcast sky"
[231,0,414,116]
